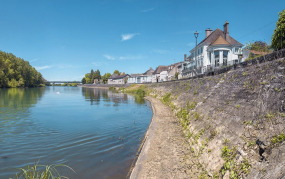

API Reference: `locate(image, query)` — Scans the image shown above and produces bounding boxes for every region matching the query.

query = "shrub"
[162,93,171,104]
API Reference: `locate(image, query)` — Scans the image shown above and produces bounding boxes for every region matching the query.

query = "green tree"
[113,70,120,75]
[245,40,270,52]
[272,10,285,50]
[102,73,111,84]
[85,73,90,84]
[81,77,86,84]
[90,69,94,83]
[94,69,101,80]
[175,72,179,79]
[0,51,44,88]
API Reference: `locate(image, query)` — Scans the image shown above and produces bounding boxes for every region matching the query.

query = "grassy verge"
[124,84,147,103]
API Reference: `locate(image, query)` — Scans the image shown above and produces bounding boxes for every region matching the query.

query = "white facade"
[182,22,243,77]
[192,45,243,74]
[160,71,168,82]
[127,75,152,83]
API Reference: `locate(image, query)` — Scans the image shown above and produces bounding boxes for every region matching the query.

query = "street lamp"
[194,31,199,72]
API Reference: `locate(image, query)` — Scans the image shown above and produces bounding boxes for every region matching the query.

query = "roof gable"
[191,28,242,51]
[154,65,168,74]
[211,35,230,45]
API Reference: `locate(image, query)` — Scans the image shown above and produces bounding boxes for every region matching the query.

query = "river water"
[0,86,152,178]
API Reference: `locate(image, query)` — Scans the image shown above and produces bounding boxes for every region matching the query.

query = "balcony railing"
[182,60,242,75]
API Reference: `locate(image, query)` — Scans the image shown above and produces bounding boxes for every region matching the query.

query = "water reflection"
[0,88,45,140]
[0,87,152,179]
[81,88,145,105]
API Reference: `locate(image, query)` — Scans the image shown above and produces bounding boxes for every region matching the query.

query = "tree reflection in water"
[82,88,145,105]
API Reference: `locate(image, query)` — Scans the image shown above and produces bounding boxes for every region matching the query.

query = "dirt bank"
[130,96,194,179]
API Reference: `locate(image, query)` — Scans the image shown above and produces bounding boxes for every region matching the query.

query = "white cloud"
[92,62,109,66]
[119,55,144,60]
[141,8,154,12]
[187,43,195,46]
[152,49,168,54]
[35,65,52,70]
[121,33,140,41]
[104,55,115,60]
[29,58,38,62]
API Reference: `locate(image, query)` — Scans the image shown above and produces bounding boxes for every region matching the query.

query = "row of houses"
[107,64,182,84]
[107,21,269,84]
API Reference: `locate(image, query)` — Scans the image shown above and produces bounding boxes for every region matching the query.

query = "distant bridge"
[46,81,82,84]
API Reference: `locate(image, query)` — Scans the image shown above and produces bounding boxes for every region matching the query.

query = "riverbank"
[130,96,192,178]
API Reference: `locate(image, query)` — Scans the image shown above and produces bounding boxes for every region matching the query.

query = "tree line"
[81,69,123,84]
[0,51,44,88]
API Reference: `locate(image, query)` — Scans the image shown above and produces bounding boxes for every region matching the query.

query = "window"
[209,52,211,64]
[235,48,239,53]
[200,47,203,54]
[223,51,228,66]
[214,51,219,67]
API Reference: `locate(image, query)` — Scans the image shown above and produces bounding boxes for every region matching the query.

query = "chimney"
[205,28,212,38]
[184,54,187,61]
[223,21,229,42]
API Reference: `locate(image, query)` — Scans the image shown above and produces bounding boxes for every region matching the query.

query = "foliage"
[102,73,111,84]
[135,89,145,100]
[272,10,285,50]
[81,77,86,84]
[161,93,171,104]
[0,50,44,88]
[15,162,75,179]
[109,86,116,91]
[271,133,285,145]
[187,101,197,111]
[175,72,179,80]
[220,146,251,178]
[245,40,271,52]
[113,70,120,75]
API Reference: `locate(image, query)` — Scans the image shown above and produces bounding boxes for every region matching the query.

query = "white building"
[152,66,168,83]
[182,21,243,77]
[108,74,130,84]
[127,68,154,83]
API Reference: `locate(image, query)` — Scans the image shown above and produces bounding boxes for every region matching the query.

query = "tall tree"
[272,10,285,50]
[81,77,86,84]
[113,70,120,75]
[90,69,94,83]
[245,40,271,52]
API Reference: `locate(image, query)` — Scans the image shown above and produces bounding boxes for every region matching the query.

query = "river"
[0,86,152,178]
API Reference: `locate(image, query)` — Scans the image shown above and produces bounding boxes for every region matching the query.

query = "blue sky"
[0,0,284,81]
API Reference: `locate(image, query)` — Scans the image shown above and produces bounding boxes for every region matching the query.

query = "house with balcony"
[182,21,243,77]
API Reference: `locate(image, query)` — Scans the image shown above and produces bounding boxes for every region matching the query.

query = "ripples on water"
[0,87,152,178]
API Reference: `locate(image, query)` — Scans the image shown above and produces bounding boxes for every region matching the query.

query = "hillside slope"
[146,58,285,178]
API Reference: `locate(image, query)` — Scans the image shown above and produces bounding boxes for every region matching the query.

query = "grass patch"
[109,86,116,91]
[15,162,75,179]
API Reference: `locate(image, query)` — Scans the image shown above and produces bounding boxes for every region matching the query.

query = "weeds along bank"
[145,58,285,178]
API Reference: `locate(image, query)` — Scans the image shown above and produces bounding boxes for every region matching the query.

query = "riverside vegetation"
[128,56,285,178]
[0,51,45,88]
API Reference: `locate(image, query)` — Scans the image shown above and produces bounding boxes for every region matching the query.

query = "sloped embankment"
[147,58,285,178]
